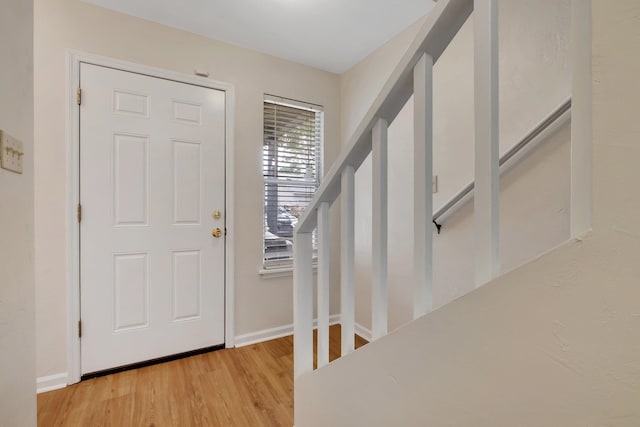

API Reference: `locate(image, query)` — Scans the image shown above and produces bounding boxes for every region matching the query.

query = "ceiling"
[82,0,436,74]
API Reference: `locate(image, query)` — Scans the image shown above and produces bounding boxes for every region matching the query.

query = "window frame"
[262,94,324,271]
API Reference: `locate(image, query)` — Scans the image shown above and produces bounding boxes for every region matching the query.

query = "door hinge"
[77,203,82,222]
[78,320,82,338]
[77,87,82,106]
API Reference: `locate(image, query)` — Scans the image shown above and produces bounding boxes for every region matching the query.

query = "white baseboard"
[37,372,68,394]
[235,314,342,347]
[354,322,372,342]
[37,320,366,390]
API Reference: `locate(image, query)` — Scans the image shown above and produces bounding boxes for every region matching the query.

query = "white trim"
[66,50,236,383]
[258,266,293,279]
[354,322,372,343]
[264,94,323,112]
[259,263,317,278]
[259,267,294,279]
[224,76,236,350]
[235,314,341,348]
[37,373,68,394]
[66,51,81,385]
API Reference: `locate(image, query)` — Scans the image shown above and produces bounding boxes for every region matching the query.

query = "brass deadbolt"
[212,210,222,220]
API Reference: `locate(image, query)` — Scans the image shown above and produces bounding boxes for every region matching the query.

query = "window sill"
[259,264,318,279]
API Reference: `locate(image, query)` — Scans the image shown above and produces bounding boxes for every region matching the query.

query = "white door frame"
[66,50,235,384]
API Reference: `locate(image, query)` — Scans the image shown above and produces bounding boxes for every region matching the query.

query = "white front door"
[79,63,226,375]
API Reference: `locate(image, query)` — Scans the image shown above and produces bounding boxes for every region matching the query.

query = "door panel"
[80,63,226,374]
[113,133,149,226]
[173,140,201,224]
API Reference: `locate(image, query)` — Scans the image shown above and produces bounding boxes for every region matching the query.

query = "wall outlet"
[0,130,24,174]
[433,175,438,193]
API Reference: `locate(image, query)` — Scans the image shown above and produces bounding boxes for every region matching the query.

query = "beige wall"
[0,0,36,425]
[297,1,640,425]
[340,18,426,145]
[342,1,571,332]
[34,0,342,379]
[590,0,640,234]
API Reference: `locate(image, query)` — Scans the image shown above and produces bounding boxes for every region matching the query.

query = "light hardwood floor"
[38,325,367,427]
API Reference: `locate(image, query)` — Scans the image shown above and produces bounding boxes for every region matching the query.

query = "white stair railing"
[294,0,475,391]
[413,52,435,319]
[293,0,590,424]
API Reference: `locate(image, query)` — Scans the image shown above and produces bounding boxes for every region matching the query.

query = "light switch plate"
[433,175,438,194]
[0,130,24,174]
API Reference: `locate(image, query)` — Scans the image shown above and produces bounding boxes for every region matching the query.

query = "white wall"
[342,0,571,332]
[0,0,36,425]
[34,0,342,380]
[297,2,640,424]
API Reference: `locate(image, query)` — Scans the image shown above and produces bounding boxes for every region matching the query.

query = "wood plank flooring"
[37,325,367,427]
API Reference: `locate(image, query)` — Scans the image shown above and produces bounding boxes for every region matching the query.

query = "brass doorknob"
[211,227,223,238]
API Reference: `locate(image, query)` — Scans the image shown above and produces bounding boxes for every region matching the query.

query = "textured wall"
[0,0,36,424]
[297,1,640,425]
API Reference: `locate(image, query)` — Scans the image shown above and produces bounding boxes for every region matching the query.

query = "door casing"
[66,50,236,384]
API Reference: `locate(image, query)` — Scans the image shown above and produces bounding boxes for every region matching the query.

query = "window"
[263,95,323,268]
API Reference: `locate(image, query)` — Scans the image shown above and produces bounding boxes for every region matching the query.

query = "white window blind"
[263,96,323,268]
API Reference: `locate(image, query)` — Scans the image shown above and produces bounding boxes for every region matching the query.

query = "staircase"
[293,0,593,425]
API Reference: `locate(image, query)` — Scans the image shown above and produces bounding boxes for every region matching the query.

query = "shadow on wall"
[355,118,570,333]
